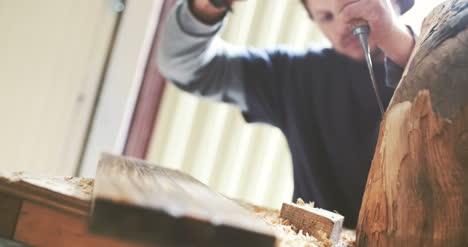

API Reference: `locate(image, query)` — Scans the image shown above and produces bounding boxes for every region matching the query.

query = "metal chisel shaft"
[351,20,385,117]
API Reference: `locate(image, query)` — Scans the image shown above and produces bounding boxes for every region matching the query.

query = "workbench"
[0,170,355,247]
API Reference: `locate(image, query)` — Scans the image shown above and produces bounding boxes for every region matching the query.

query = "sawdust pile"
[248,199,356,247]
[64,176,94,195]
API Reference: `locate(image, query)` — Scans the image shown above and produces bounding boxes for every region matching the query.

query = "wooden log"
[279,202,344,244]
[356,0,468,246]
[89,153,276,247]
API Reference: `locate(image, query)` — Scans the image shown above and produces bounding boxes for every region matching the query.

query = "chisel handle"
[350,19,370,37]
[349,19,369,29]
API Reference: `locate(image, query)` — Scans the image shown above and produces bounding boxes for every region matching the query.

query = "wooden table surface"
[0,165,356,247]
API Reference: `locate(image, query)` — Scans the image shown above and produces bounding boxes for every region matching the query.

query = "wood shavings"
[0,171,26,182]
[249,204,355,247]
[297,198,306,205]
[296,198,316,209]
[64,176,94,195]
[0,173,93,202]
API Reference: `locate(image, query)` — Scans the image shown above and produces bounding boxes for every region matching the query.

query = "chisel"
[350,19,385,117]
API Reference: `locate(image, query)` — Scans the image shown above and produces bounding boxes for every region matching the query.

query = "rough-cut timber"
[0,173,91,216]
[15,201,151,247]
[280,202,344,244]
[89,153,276,247]
[356,0,468,246]
[0,174,150,247]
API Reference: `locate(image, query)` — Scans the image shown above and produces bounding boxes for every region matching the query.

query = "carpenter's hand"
[338,0,414,66]
[190,0,247,25]
[338,0,405,46]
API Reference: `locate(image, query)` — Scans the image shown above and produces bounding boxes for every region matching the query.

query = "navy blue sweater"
[241,48,398,228]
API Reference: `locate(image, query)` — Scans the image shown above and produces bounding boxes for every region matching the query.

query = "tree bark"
[356,0,468,246]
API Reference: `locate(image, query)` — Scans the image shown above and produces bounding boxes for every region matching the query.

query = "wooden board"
[280,202,344,244]
[14,201,153,247]
[0,173,154,247]
[0,172,355,247]
[0,193,22,238]
[0,172,91,216]
[89,153,276,247]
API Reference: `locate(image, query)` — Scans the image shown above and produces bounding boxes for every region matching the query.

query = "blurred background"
[0,0,444,209]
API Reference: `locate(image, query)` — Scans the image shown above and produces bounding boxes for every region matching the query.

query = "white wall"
[0,0,118,175]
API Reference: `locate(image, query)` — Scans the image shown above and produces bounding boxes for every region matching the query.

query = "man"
[157,0,415,228]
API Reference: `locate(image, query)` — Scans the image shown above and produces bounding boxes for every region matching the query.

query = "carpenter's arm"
[378,23,415,67]
[157,0,249,110]
[157,0,320,126]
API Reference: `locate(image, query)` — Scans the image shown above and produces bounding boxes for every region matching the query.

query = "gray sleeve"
[157,0,248,111]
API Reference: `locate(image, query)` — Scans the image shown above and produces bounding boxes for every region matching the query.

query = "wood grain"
[280,203,344,244]
[89,153,276,247]
[389,0,468,118]
[14,201,153,247]
[356,0,468,246]
[0,174,157,247]
[0,173,91,216]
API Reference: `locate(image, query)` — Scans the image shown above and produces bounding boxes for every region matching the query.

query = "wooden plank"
[280,202,344,244]
[0,173,91,216]
[0,193,22,238]
[89,153,275,247]
[0,174,154,247]
[14,201,153,247]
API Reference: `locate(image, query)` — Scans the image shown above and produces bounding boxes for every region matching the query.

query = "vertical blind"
[147,0,328,209]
